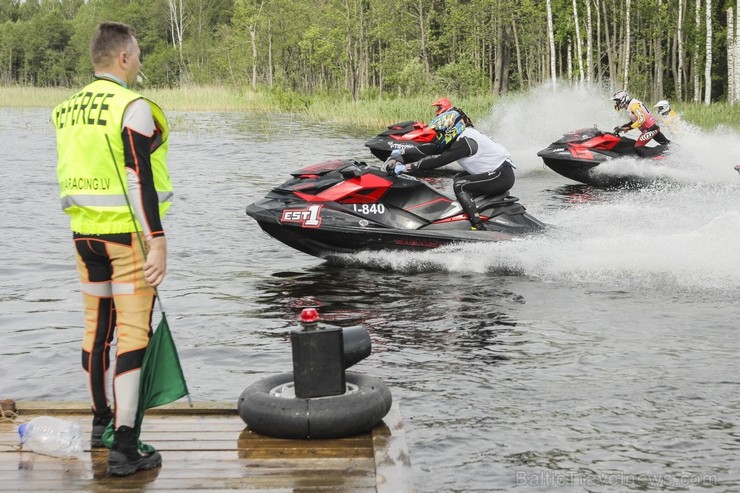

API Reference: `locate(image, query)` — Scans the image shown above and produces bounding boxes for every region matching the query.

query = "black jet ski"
[246,159,546,258]
[364,121,441,161]
[537,126,672,187]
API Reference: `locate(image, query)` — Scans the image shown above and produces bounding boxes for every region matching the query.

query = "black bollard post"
[291,308,345,398]
[291,308,373,399]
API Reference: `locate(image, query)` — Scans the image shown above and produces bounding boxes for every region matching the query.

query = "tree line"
[1,0,739,104]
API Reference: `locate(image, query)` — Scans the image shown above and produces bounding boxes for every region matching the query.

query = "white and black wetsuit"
[406,127,515,226]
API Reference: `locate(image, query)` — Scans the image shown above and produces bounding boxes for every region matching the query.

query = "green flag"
[102,312,190,452]
[135,312,190,427]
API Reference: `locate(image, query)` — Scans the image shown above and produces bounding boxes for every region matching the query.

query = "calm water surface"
[1,93,739,492]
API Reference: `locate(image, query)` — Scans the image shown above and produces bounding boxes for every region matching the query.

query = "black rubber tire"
[238,372,392,439]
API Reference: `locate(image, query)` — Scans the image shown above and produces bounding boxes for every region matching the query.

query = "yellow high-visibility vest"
[53,78,172,235]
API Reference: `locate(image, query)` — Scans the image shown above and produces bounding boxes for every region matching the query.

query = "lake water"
[1,86,739,492]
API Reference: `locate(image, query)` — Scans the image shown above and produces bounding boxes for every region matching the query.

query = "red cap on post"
[300,308,319,324]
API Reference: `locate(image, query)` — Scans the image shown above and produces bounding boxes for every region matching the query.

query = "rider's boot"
[470,220,487,231]
[456,189,485,231]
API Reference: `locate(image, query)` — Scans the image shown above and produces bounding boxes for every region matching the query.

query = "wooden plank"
[0,400,414,491]
[0,454,375,471]
[1,477,379,491]
[3,465,377,480]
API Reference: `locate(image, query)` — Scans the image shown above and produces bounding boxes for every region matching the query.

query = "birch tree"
[704,0,712,104]
[409,0,430,73]
[511,18,524,88]
[737,5,740,103]
[677,0,685,99]
[727,7,737,105]
[736,5,740,103]
[567,40,573,81]
[729,8,735,104]
[623,0,631,88]
[546,0,556,89]
[655,0,664,98]
[168,0,185,62]
[233,0,265,90]
[572,0,584,82]
[343,0,361,100]
[585,0,593,83]
[693,0,701,102]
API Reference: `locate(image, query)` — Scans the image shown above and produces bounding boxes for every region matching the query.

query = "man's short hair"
[90,22,136,68]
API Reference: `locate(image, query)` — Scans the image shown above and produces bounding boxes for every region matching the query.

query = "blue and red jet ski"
[246,159,546,258]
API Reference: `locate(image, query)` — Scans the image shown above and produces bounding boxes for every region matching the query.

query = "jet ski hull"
[538,152,670,188]
[538,155,601,185]
[364,136,439,161]
[247,200,517,258]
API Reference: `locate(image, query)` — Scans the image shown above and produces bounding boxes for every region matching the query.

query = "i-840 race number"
[351,203,386,215]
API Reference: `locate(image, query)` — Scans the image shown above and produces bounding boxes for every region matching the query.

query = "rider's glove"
[613,126,622,135]
[389,149,403,161]
[385,159,406,175]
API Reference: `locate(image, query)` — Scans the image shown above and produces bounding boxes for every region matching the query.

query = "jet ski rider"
[653,99,682,136]
[611,90,670,154]
[387,110,515,231]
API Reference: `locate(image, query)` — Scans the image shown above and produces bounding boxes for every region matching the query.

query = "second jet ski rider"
[386,110,515,231]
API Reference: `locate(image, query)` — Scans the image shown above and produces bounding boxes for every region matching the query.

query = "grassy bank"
[673,101,740,130]
[0,85,488,130]
[3,85,737,132]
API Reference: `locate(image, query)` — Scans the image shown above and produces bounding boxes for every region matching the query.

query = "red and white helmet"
[611,90,629,110]
[431,98,453,115]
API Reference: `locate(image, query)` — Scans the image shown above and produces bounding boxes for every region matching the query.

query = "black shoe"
[107,426,162,476]
[470,222,487,231]
[91,407,113,448]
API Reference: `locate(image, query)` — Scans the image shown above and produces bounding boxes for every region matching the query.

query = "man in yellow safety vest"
[53,21,172,477]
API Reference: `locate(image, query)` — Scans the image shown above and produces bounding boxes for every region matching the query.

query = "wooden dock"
[0,400,414,492]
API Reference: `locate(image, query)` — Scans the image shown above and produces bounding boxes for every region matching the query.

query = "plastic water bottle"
[17,416,83,459]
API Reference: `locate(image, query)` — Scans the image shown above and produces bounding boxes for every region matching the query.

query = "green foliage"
[0,0,737,108]
[434,61,489,94]
[627,50,654,99]
[21,10,76,85]
[298,25,344,72]
[141,41,181,87]
[385,59,428,96]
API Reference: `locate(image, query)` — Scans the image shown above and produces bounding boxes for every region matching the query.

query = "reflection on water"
[546,184,608,206]
[254,265,521,368]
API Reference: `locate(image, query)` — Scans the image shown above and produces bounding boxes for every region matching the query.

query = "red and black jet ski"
[537,126,672,187]
[246,159,546,258]
[364,121,440,161]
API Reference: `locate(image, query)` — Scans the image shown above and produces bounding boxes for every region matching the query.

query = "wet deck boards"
[0,400,413,492]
